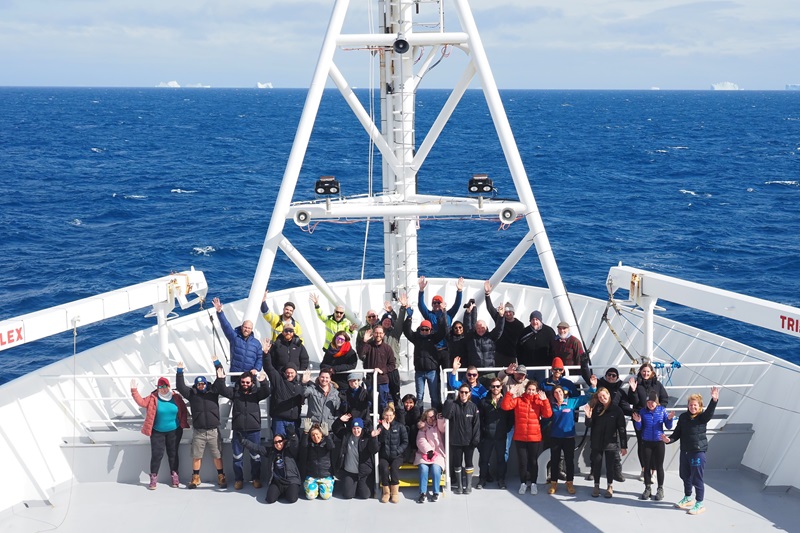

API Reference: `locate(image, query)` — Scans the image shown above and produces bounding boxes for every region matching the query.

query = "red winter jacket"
[501,391,552,442]
[132,389,190,437]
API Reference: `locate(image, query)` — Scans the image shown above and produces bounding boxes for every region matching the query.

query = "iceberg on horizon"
[256,82,273,89]
[711,81,740,91]
[156,81,181,88]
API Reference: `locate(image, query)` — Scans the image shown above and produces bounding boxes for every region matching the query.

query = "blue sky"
[0,0,797,89]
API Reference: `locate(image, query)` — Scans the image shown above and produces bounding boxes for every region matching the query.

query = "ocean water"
[1,87,799,384]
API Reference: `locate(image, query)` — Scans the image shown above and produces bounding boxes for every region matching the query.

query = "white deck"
[4,469,795,533]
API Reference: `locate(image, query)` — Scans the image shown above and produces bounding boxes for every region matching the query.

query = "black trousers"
[642,440,666,487]
[590,448,619,485]
[515,441,543,484]
[339,471,371,499]
[150,429,180,474]
[379,457,403,486]
[265,481,301,503]
[450,444,476,474]
[549,437,575,482]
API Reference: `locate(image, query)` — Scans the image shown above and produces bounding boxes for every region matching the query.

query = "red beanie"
[551,357,565,370]
[420,320,432,329]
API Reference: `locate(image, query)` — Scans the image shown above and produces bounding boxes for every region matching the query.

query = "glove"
[426,450,434,460]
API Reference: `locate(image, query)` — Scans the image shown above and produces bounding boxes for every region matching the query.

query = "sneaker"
[170,471,179,488]
[430,492,439,503]
[688,501,706,515]
[234,480,244,490]
[218,473,228,488]
[498,479,507,490]
[253,479,263,489]
[640,486,652,500]
[604,486,614,498]
[530,483,538,495]
[676,495,695,509]
[416,493,426,504]
[148,473,158,490]
[654,487,664,501]
[614,473,626,483]
[518,483,527,495]
[188,474,200,489]
[475,480,484,490]
[548,482,557,495]
[565,481,576,495]
[592,485,601,498]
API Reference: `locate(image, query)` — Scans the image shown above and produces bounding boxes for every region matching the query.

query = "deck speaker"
[293,210,311,227]
[499,207,516,223]
[393,38,410,54]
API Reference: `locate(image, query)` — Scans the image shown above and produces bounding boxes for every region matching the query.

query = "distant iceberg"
[256,82,274,89]
[786,84,800,91]
[156,81,181,88]
[710,81,740,91]
[185,83,211,88]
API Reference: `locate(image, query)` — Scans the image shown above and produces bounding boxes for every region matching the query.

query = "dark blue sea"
[1,87,799,384]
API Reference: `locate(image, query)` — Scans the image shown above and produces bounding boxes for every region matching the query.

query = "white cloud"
[0,0,797,88]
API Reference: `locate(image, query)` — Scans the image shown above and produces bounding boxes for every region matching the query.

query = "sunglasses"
[158,385,169,389]
[459,390,470,394]
[606,373,618,378]
[367,314,376,318]
[273,439,284,444]
[283,329,294,334]
[334,337,345,342]
[334,311,344,315]
[419,327,430,331]
[466,373,478,377]
[490,385,502,389]
[552,368,564,372]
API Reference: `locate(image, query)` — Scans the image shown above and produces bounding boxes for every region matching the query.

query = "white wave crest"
[171,189,198,194]
[679,189,712,198]
[123,194,148,200]
[90,147,103,153]
[764,180,799,187]
[193,246,215,256]
[746,188,755,192]
[668,146,688,150]
[69,218,82,226]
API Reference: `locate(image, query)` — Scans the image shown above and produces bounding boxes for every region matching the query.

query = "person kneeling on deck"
[213,359,271,490]
[333,415,379,500]
[242,426,302,503]
[299,424,336,500]
[176,362,227,488]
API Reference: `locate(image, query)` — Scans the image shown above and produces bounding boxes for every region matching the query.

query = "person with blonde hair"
[663,386,719,515]
[373,406,408,503]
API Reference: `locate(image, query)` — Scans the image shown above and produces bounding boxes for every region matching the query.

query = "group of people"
[129,281,718,514]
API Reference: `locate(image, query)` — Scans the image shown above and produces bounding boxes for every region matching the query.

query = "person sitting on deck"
[414,408,447,503]
[417,275,464,363]
[343,372,372,424]
[397,394,423,464]
[310,293,357,346]
[175,361,227,489]
[484,280,525,368]
[261,289,304,342]
[298,424,336,500]
[212,296,262,376]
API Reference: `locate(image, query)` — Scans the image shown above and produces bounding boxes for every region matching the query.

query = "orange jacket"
[501,391,552,442]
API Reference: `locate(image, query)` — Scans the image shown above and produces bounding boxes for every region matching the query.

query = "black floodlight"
[315,176,340,196]
[468,173,493,194]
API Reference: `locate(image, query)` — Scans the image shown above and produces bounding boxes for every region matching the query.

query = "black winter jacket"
[214,376,271,431]
[243,429,301,486]
[485,293,525,362]
[333,419,380,477]
[176,370,221,430]
[443,397,481,447]
[586,403,628,452]
[516,324,556,368]
[667,399,717,452]
[478,395,514,438]
[403,316,448,372]
[628,376,669,410]
[376,420,408,461]
[299,432,335,478]
[263,353,305,421]
[266,336,309,372]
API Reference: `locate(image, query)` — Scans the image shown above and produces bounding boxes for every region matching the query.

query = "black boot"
[452,468,463,494]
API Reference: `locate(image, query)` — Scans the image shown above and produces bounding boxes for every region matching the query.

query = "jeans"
[415,370,442,409]
[367,382,392,413]
[271,418,298,439]
[418,463,443,494]
[232,429,262,482]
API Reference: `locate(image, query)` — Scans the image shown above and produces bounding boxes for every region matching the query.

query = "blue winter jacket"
[217,310,263,373]
[548,390,593,439]
[633,405,674,442]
